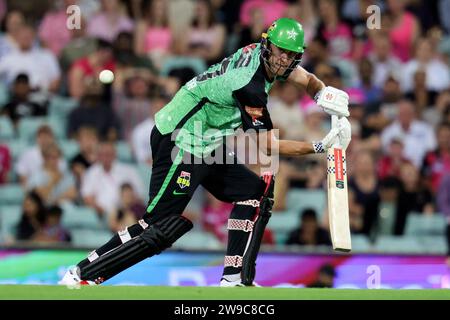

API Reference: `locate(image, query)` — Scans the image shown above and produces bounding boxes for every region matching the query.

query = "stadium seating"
[404,213,447,236]
[268,211,298,245]
[137,164,152,190]
[70,229,114,248]
[0,205,22,242]
[172,230,224,250]
[0,184,24,205]
[286,189,327,219]
[59,139,80,160]
[17,117,65,142]
[0,116,15,140]
[116,141,134,163]
[48,96,78,119]
[60,203,107,230]
[0,82,9,106]
[373,235,424,254]
[7,139,27,161]
[351,234,373,252]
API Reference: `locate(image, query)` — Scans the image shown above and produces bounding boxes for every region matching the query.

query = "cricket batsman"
[59,18,351,287]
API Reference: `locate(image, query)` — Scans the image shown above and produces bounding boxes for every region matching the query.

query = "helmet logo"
[287,28,298,40]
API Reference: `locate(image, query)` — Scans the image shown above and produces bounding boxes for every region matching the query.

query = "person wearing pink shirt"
[87,0,134,43]
[0,143,10,184]
[240,0,288,28]
[317,0,353,60]
[387,0,420,63]
[135,0,173,70]
[38,0,76,57]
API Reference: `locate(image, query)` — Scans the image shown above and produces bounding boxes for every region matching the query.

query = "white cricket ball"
[99,69,114,84]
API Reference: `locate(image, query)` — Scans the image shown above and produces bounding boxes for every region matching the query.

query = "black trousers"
[78,126,268,279]
[144,125,265,223]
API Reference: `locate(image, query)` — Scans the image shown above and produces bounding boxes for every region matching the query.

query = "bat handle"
[331,115,340,148]
[331,115,339,129]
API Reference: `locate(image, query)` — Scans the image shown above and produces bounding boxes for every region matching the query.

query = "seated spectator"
[394,163,434,235]
[377,138,412,180]
[317,0,353,60]
[387,0,420,63]
[87,0,134,43]
[81,141,145,218]
[285,208,331,246]
[0,141,10,184]
[307,264,336,288]
[16,125,67,188]
[381,99,437,168]
[38,0,76,57]
[240,0,288,28]
[421,122,450,194]
[135,0,173,70]
[405,69,439,115]
[67,83,121,141]
[368,33,404,89]
[108,183,146,232]
[70,126,99,201]
[353,58,382,106]
[363,75,403,135]
[436,173,450,267]
[59,16,98,73]
[112,71,153,142]
[131,95,167,165]
[0,25,61,92]
[68,38,115,100]
[113,31,156,72]
[179,0,226,65]
[402,37,450,93]
[15,191,46,241]
[28,143,77,206]
[268,82,304,141]
[0,10,25,60]
[33,205,71,243]
[348,151,380,236]
[237,7,265,50]
[202,191,234,243]
[1,73,47,126]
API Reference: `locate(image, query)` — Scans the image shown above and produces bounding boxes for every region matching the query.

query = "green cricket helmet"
[261,18,306,80]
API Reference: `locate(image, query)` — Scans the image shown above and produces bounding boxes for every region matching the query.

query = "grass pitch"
[0,285,449,300]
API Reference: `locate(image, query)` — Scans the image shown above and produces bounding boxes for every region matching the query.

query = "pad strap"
[224,255,243,268]
[227,219,254,232]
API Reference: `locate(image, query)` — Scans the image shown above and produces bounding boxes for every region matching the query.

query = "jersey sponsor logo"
[245,106,264,118]
[243,43,257,53]
[252,118,265,126]
[245,106,265,126]
[177,171,191,189]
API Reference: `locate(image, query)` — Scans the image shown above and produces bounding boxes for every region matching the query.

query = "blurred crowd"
[0,0,449,253]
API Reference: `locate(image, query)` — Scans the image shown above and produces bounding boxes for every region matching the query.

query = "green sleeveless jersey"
[155,43,275,157]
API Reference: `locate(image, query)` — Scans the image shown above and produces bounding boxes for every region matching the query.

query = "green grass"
[0,285,449,300]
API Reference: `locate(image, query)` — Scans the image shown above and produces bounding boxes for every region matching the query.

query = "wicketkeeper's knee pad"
[79,215,193,284]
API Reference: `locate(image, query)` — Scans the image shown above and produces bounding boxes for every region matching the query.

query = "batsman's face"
[268,44,297,76]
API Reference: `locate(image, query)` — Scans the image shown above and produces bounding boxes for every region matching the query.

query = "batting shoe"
[219,274,261,287]
[58,266,96,286]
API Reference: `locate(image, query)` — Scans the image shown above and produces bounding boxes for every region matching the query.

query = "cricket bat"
[327,115,351,252]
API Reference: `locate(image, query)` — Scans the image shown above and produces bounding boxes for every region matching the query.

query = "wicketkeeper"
[60,18,351,287]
